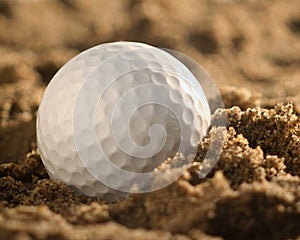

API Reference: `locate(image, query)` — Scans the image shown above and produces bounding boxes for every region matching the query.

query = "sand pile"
[0,103,299,239]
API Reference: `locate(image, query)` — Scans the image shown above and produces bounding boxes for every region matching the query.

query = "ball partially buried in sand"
[36,41,211,202]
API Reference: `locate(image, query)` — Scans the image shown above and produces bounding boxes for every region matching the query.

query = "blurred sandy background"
[0,0,299,162]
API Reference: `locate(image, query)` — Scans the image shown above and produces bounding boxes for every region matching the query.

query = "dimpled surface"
[37,42,211,202]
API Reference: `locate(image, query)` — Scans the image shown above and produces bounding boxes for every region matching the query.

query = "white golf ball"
[37,42,211,202]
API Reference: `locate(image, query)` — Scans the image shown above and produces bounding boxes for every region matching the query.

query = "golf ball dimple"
[37,41,211,202]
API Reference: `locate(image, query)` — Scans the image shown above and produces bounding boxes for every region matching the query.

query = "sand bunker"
[0,0,299,239]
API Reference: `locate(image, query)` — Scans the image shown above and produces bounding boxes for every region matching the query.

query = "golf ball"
[37,41,211,202]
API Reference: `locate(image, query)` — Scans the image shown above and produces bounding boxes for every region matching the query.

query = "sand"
[0,0,299,239]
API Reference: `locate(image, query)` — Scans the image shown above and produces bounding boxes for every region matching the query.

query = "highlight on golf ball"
[36,41,225,202]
